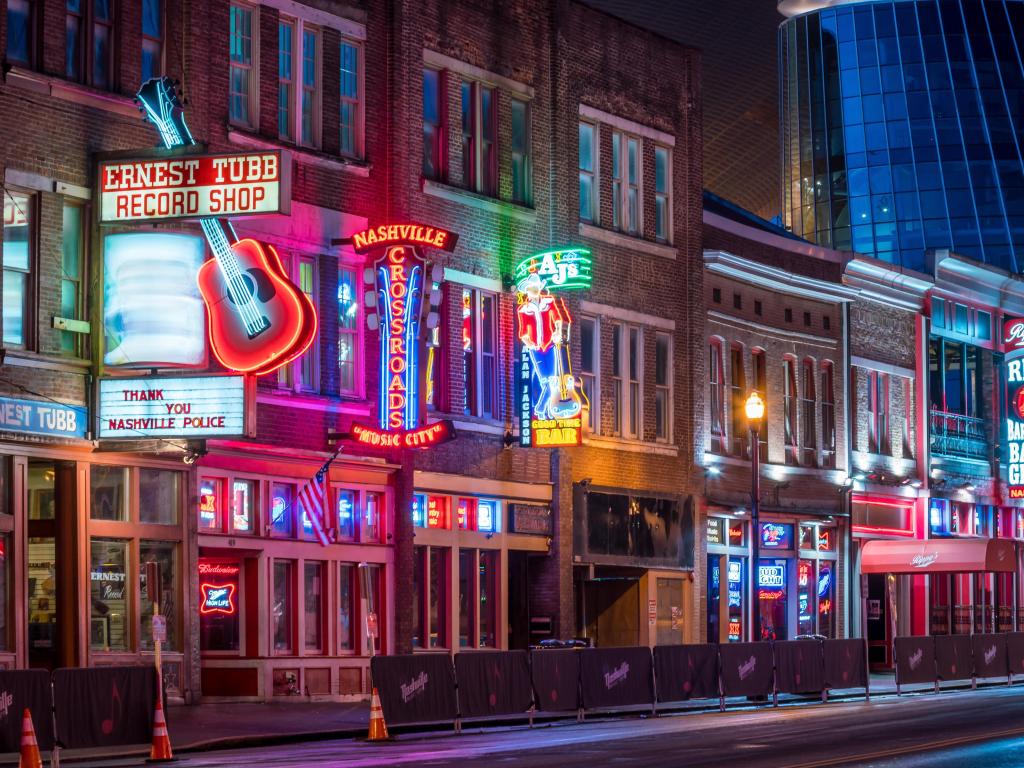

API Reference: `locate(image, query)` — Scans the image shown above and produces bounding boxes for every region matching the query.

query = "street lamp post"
[745,392,765,643]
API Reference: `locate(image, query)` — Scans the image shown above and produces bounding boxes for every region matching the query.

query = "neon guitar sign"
[136,77,316,375]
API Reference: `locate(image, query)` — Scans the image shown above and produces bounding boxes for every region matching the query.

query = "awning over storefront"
[860,537,1017,574]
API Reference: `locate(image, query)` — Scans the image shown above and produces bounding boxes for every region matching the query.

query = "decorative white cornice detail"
[708,311,839,349]
[843,256,932,311]
[443,268,503,293]
[423,50,534,98]
[422,180,537,223]
[850,356,915,379]
[704,250,857,302]
[580,300,675,331]
[578,104,675,146]
[933,250,1024,315]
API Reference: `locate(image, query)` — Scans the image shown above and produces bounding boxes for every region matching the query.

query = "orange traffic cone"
[19,708,42,768]
[367,687,389,741]
[147,696,174,762]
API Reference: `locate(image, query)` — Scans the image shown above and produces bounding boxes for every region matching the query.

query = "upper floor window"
[612,132,640,234]
[425,305,444,412]
[7,0,36,67]
[337,266,360,396]
[462,288,498,419]
[902,377,914,458]
[229,3,256,128]
[460,81,497,196]
[422,69,444,180]
[60,202,86,356]
[299,26,320,147]
[511,98,531,205]
[654,146,672,243]
[278,256,318,392]
[624,326,642,438]
[800,359,817,467]
[867,370,890,455]
[655,333,672,442]
[3,191,34,349]
[821,362,836,468]
[339,41,363,157]
[278,19,320,147]
[580,316,599,433]
[141,0,162,81]
[278,20,295,141]
[783,357,797,464]
[931,296,992,344]
[728,344,746,457]
[709,340,725,452]
[752,349,767,460]
[579,122,597,222]
[66,0,114,90]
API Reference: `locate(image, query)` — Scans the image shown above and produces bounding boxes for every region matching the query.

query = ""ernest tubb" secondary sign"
[98,375,247,438]
[98,150,290,224]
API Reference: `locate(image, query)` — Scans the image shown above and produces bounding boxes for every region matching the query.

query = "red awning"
[860,537,1017,574]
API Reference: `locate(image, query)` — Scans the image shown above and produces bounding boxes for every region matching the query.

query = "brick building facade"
[0,0,702,702]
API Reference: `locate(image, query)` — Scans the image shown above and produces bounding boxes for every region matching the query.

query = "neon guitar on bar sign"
[133,77,316,376]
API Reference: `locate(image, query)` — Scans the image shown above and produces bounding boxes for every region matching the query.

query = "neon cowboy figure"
[517,272,584,420]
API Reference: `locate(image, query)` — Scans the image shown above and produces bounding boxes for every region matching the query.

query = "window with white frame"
[655,332,672,441]
[422,68,444,180]
[6,0,36,67]
[60,202,86,356]
[66,0,114,90]
[337,265,360,396]
[338,40,362,157]
[612,132,640,234]
[278,256,318,391]
[654,145,672,243]
[611,324,623,436]
[141,0,163,81]
[579,121,597,222]
[511,98,531,205]
[461,288,498,419]
[278,17,320,147]
[3,190,34,349]
[580,316,599,432]
[459,81,497,196]
[229,3,256,128]
[612,323,642,438]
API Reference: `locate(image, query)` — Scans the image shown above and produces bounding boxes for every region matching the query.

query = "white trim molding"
[584,434,679,457]
[413,471,552,502]
[843,256,932,311]
[578,104,675,147]
[442,268,503,293]
[578,222,677,260]
[422,50,534,99]
[850,356,915,379]
[580,300,675,331]
[705,250,858,303]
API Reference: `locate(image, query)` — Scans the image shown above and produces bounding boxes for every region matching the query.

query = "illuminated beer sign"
[1004,317,1024,498]
[98,151,290,224]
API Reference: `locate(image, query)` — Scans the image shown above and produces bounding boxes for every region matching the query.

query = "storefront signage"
[515,247,590,447]
[349,420,455,449]
[98,375,247,438]
[350,224,458,254]
[510,503,553,536]
[706,518,724,545]
[761,523,793,549]
[0,395,87,439]
[758,564,786,588]
[426,496,447,529]
[200,583,236,615]
[1003,317,1024,498]
[99,150,289,224]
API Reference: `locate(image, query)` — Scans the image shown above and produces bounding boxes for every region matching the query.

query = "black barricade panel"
[822,639,867,689]
[934,634,972,682]
[53,666,157,749]
[370,654,457,726]
[0,670,53,751]
[454,651,533,719]
[972,633,1008,678]
[1006,633,1024,675]
[653,644,719,702]
[719,642,773,698]
[579,647,653,709]
[774,640,824,694]
[894,636,936,685]
[530,649,580,712]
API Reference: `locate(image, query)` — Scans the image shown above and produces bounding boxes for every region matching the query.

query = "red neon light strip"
[199,582,237,615]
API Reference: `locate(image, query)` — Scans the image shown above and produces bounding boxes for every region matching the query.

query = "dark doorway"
[507,551,530,649]
[866,573,892,669]
[583,577,639,647]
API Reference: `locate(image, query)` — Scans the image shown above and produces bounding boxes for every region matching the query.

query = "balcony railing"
[929,409,988,461]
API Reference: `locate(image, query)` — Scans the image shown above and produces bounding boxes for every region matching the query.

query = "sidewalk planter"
[653,644,719,702]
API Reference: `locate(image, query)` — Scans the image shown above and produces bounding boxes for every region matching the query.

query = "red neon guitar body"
[196,238,317,375]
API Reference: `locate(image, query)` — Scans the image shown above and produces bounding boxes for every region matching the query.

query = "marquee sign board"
[98,151,290,224]
[1004,317,1024,498]
[98,375,248,438]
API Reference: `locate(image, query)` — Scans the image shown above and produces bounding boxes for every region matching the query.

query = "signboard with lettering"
[706,517,724,545]
[0,395,87,439]
[98,151,290,224]
[98,375,247,438]
[1004,317,1024,499]
[510,504,553,535]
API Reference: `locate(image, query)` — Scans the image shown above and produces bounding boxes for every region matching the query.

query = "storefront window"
[273,560,293,653]
[427,495,449,529]
[798,559,815,636]
[337,489,356,541]
[818,561,835,638]
[758,559,788,641]
[199,478,223,531]
[140,469,180,525]
[28,538,56,656]
[412,495,425,527]
[727,556,744,641]
[413,546,425,648]
[304,562,323,652]
[0,535,9,650]
[728,520,745,546]
[478,500,499,533]
[479,550,497,648]
[199,559,240,652]
[140,541,177,651]
[339,563,354,651]
[91,466,128,521]
[707,554,721,642]
[28,463,55,520]
[363,492,381,542]
[270,483,294,537]
[232,479,255,533]
[458,498,477,530]
[429,548,447,648]
[363,563,381,653]
[458,549,472,647]
[0,459,9,516]
[760,522,793,550]
[90,539,128,651]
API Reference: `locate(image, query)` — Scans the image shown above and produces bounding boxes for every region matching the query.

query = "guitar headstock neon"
[136,76,194,150]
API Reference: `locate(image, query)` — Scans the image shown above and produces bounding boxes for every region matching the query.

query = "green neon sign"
[514,248,592,292]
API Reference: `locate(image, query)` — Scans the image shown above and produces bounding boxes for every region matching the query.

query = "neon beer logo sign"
[1005,317,1024,499]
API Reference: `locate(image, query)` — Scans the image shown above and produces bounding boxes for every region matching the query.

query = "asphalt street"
[63,685,1024,768]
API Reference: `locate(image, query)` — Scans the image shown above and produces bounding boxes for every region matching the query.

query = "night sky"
[583,0,782,221]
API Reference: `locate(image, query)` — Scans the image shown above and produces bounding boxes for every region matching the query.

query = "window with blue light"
[477,500,500,533]
[412,494,426,527]
[337,489,356,541]
[270,482,294,537]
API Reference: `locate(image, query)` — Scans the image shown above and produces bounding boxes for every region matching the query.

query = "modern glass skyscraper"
[779,0,1024,272]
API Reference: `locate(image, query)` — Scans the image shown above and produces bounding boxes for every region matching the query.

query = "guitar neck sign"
[98,150,290,224]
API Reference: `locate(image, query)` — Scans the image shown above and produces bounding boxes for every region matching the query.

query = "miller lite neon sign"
[1004,317,1024,498]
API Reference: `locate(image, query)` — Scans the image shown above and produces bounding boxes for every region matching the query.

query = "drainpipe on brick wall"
[842,300,857,640]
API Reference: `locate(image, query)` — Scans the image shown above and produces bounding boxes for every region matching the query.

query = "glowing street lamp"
[746,391,765,643]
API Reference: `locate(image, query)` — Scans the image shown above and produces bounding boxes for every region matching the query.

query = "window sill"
[578,222,677,260]
[4,349,91,373]
[4,66,139,117]
[421,179,537,223]
[227,127,372,177]
[584,433,678,457]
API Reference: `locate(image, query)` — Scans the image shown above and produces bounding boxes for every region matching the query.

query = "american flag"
[298,457,334,546]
